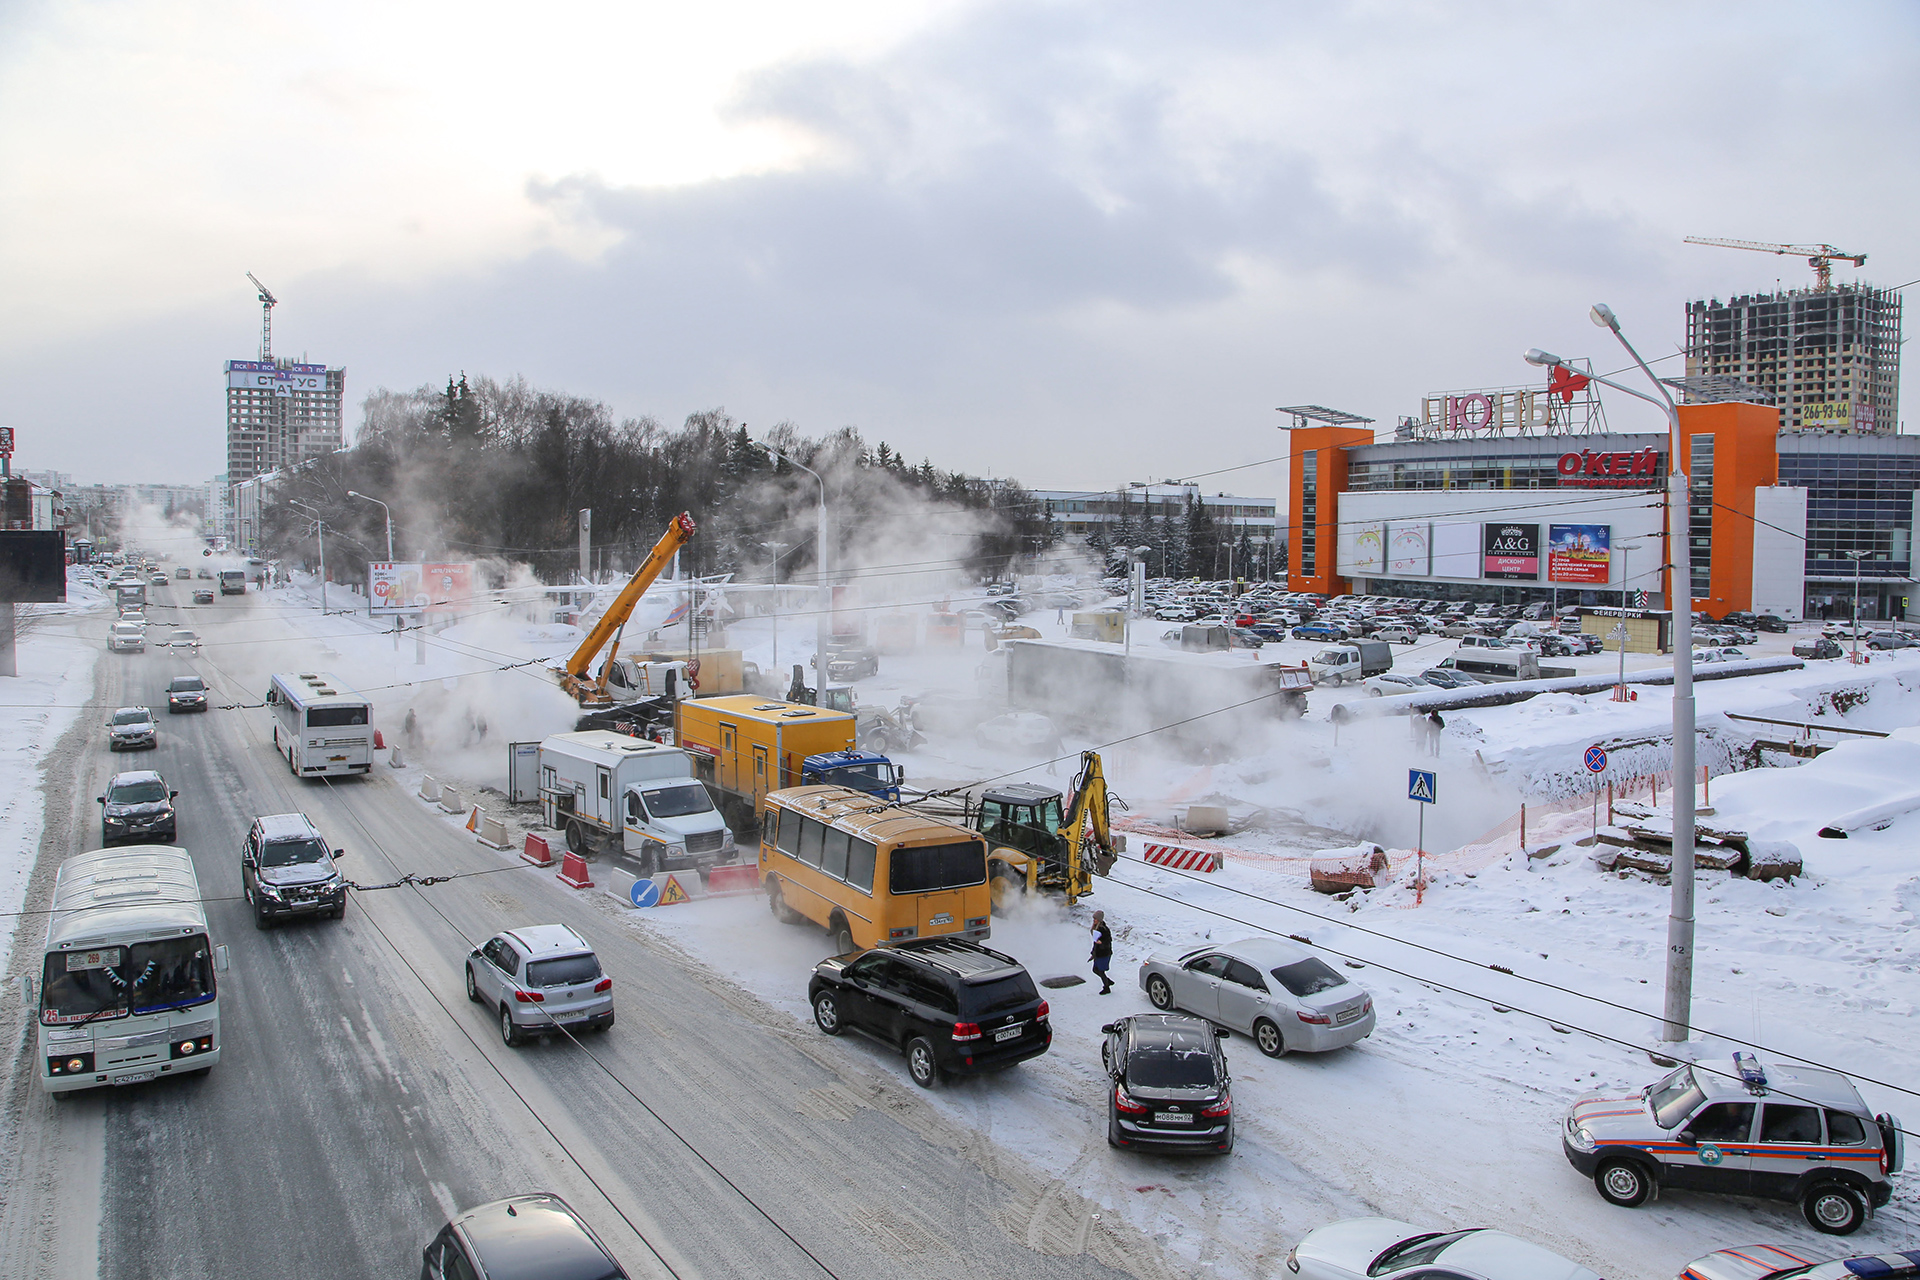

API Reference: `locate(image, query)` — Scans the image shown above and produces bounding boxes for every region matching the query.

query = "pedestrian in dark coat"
[1090,911,1114,994]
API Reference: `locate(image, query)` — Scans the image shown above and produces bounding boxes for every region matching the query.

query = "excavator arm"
[1058,751,1119,903]
[560,512,696,705]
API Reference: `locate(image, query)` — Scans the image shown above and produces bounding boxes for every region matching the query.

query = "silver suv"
[465,925,613,1046]
[1562,1055,1902,1235]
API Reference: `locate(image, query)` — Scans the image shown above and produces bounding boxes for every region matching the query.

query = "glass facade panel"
[1688,435,1714,600]
[1779,450,1919,580]
[1298,454,1317,575]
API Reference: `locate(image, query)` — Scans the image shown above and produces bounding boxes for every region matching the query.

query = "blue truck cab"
[800,750,904,802]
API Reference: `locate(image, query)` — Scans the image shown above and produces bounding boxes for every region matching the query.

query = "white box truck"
[537,730,735,876]
[1308,640,1393,686]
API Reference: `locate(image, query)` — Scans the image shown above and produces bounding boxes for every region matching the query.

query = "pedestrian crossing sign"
[1408,769,1437,804]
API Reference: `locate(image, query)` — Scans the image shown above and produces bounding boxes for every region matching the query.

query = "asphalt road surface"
[0,583,1170,1280]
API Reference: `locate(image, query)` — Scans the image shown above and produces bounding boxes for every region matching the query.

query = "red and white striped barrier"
[1141,843,1222,872]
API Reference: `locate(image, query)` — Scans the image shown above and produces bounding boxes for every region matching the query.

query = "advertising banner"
[1547,524,1611,584]
[369,562,474,616]
[1337,522,1384,576]
[1481,523,1540,580]
[1431,522,1480,579]
[1388,522,1431,576]
[225,360,329,396]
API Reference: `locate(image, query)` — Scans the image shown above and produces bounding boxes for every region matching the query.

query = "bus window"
[890,841,986,894]
[308,705,368,728]
[846,839,877,892]
[797,817,824,868]
[776,809,803,857]
[820,827,851,880]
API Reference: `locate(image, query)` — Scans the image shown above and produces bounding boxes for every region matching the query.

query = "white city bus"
[30,845,229,1094]
[266,671,375,777]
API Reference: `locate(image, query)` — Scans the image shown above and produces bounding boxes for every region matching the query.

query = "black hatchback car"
[1102,1013,1234,1154]
[809,938,1051,1088]
[421,1193,629,1280]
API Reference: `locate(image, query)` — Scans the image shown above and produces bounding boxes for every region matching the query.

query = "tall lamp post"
[1611,541,1644,700]
[1846,549,1870,663]
[348,490,399,648]
[289,501,328,616]
[753,441,829,699]
[1528,304,1698,1043]
[761,540,795,674]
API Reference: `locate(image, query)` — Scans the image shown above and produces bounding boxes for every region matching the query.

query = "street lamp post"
[348,490,399,648]
[754,442,829,700]
[1612,540,1644,700]
[1528,305,1698,1043]
[761,540,794,674]
[289,501,328,616]
[1847,550,1870,663]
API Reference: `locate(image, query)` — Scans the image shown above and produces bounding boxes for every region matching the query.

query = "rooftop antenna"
[246,272,278,361]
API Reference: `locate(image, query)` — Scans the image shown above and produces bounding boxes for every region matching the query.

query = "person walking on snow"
[1090,911,1114,994]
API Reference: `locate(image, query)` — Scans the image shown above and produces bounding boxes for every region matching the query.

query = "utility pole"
[579,509,591,584]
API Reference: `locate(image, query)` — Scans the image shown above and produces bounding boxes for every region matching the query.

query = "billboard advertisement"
[226,360,329,396]
[1547,524,1611,584]
[0,531,66,603]
[1481,523,1539,580]
[1388,522,1431,576]
[369,562,474,616]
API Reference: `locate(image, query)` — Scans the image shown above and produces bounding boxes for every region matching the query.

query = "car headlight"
[258,883,284,900]
[1568,1125,1596,1152]
[105,816,127,826]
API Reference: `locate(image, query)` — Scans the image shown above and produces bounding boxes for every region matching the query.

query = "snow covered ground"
[269,581,1920,1278]
[0,571,105,960]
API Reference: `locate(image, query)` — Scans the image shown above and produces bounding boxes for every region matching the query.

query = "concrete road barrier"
[650,870,706,903]
[438,787,464,815]
[706,864,761,897]
[478,817,511,851]
[521,833,554,867]
[418,775,440,803]
[556,850,594,889]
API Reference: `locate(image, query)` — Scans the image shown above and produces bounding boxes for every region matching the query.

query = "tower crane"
[1683,237,1867,292]
[246,272,278,360]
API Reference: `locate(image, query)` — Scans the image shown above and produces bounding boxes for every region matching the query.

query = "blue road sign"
[1584,744,1609,773]
[1408,769,1437,804]
[629,877,661,908]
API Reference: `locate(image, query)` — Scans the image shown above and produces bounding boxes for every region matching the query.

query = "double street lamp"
[1527,304,1698,1044]
[752,441,830,696]
[348,491,400,647]
[1846,550,1871,662]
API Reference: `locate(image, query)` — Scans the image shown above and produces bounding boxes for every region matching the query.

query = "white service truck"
[537,730,735,876]
[1308,639,1393,685]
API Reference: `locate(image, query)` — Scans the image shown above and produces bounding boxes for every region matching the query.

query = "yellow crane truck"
[558,512,696,708]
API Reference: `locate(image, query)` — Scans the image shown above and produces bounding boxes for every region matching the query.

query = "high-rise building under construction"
[224,358,346,483]
[1685,283,1901,433]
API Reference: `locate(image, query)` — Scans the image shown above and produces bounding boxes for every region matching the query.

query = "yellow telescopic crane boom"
[560,512,696,705]
[1684,237,1868,292]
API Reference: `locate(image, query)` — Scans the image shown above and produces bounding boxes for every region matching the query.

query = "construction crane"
[559,512,697,706]
[246,272,278,360]
[1684,237,1868,292]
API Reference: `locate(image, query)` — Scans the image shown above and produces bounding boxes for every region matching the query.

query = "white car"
[1373,624,1417,644]
[1137,936,1374,1057]
[166,628,202,650]
[1364,673,1430,698]
[1285,1219,1600,1280]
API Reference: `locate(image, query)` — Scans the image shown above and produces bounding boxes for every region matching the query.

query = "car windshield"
[816,764,888,790]
[261,837,330,868]
[111,709,150,726]
[1648,1066,1705,1129]
[640,784,713,818]
[39,934,215,1023]
[889,841,987,894]
[1368,1230,1478,1275]
[1311,649,1349,665]
[527,953,602,988]
[1126,1029,1218,1089]
[1271,958,1346,997]
[109,779,168,804]
[170,631,197,642]
[169,678,205,692]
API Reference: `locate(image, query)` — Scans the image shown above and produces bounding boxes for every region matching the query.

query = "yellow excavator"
[970,751,1122,908]
[558,512,697,707]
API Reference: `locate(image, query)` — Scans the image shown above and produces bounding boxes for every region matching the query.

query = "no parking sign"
[1584,744,1608,774]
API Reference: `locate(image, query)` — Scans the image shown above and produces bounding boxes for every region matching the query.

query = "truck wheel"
[565,821,585,856]
[1802,1183,1867,1235]
[1594,1158,1653,1208]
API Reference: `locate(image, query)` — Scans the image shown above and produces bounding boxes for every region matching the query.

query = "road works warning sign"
[658,873,693,905]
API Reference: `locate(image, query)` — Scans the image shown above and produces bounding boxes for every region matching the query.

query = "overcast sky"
[2,0,1914,491]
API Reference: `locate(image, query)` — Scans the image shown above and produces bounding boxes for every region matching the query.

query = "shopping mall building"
[1286,400,1920,623]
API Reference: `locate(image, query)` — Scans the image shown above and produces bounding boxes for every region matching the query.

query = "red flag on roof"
[1549,365,1591,403]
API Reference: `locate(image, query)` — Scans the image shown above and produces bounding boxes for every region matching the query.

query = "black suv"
[98,770,177,845]
[242,812,348,926]
[1102,1013,1234,1154]
[808,938,1051,1087]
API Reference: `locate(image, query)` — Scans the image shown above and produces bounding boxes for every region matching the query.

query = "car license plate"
[1153,1111,1192,1124]
[1336,1007,1363,1024]
[994,1025,1023,1042]
[113,1070,158,1086]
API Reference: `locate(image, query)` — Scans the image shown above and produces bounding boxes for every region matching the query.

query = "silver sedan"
[1138,936,1374,1057]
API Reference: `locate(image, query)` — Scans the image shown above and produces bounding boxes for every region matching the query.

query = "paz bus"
[30,845,229,1094]
[266,672,376,777]
[761,785,991,954]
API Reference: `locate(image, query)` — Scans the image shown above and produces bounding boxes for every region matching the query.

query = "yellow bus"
[761,786,991,954]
